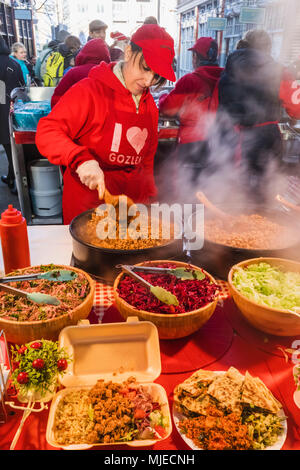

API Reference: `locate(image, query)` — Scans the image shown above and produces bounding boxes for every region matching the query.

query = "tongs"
[118,265,179,307]
[0,269,77,284]
[117,264,205,280]
[0,269,77,307]
[0,283,60,306]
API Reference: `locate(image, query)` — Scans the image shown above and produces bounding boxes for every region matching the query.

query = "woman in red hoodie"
[36,25,176,224]
[159,37,223,196]
[51,38,111,108]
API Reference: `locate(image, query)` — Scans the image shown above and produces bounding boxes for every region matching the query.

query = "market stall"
[0,224,299,451]
[9,87,64,226]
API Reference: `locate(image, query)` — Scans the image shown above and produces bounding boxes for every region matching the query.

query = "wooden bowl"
[113,260,219,340]
[0,265,95,344]
[228,257,300,337]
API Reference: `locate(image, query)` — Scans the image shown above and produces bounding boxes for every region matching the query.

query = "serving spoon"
[0,283,60,306]
[119,265,179,307]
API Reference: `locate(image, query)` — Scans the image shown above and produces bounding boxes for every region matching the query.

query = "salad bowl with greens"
[228,258,300,337]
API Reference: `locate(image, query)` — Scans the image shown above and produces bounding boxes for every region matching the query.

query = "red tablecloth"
[1,281,299,451]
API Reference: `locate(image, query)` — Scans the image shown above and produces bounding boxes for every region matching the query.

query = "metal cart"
[9,87,63,226]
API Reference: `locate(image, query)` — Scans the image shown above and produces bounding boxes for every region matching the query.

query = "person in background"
[10,42,34,85]
[143,16,158,25]
[218,29,300,203]
[0,38,25,193]
[290,55,300,81]
[51,38,110,108]
[35,39,60,83]
[235,39,249,50]
[109,31,129,61]
[88,20,108,41]
[34,30,70,83]
[159,37,223,193]
[59,35,81,74]
[36,24,176,225]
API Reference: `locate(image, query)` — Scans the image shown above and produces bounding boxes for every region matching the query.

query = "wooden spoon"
[104,189,135,209]
[196,191,233,221]
[276,194,300,213]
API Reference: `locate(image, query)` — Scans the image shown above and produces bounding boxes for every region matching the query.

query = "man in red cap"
[159,37,223,199]
[36,24,176,224]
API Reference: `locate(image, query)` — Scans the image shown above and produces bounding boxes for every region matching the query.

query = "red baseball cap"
[188,37,218,58]
[131,24,176,82]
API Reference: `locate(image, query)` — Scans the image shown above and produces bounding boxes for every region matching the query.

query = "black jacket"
[218,48,282,127]
[0,38,25,144]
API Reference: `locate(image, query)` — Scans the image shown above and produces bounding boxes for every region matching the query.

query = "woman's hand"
[76,160,105,199]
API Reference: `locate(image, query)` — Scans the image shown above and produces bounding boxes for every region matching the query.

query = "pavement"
[0,145,21,215]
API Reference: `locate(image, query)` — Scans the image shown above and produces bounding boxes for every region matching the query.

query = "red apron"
[63,103,155,224]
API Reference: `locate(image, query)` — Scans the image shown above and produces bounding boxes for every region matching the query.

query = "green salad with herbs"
[242,408,285,450]
[232,262,300,312]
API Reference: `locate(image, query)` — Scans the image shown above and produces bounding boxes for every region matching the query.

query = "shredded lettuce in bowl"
[232,262,300,312]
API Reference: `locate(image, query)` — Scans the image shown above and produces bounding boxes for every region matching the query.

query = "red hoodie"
[159,65,223,144]
[51,38,110,108]
[36,61,159,224]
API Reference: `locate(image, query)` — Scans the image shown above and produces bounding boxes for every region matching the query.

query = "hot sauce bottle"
[0,204,31,274]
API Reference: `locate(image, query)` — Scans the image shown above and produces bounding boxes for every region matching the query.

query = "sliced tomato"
[134,408,146,420]
[154,425,167,438]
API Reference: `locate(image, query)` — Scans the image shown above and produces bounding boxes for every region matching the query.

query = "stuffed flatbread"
[241,371,282,414]
[207,367,244,414]
[175,369,217,398]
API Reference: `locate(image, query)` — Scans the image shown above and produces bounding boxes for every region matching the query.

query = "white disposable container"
[46,318,172,450]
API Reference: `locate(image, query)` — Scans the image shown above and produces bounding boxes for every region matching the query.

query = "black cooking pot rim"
[185,204,300,253]
[69,208,182,254]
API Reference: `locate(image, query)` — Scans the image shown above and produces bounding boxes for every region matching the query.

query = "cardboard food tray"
[46,317,172,449]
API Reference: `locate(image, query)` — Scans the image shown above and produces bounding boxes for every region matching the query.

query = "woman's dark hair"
[64,35,81,52]
[129,41,167,88]
[236,39,249,50]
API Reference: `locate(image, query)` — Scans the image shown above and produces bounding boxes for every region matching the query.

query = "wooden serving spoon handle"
[196,191,229,220]
[276,194,300,213]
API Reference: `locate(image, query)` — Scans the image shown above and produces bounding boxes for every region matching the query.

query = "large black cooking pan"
[69,209,184,282]
[185,203,300,280]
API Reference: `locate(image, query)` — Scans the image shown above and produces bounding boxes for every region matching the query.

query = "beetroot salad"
[0,264,90,322]
[117,263,219,314]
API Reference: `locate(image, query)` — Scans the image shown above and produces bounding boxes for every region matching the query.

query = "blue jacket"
[10,55,30,85]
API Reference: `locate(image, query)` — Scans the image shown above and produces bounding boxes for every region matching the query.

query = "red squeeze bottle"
[0,204,31,274]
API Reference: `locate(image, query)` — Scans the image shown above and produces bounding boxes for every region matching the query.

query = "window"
[112,1,128,21]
